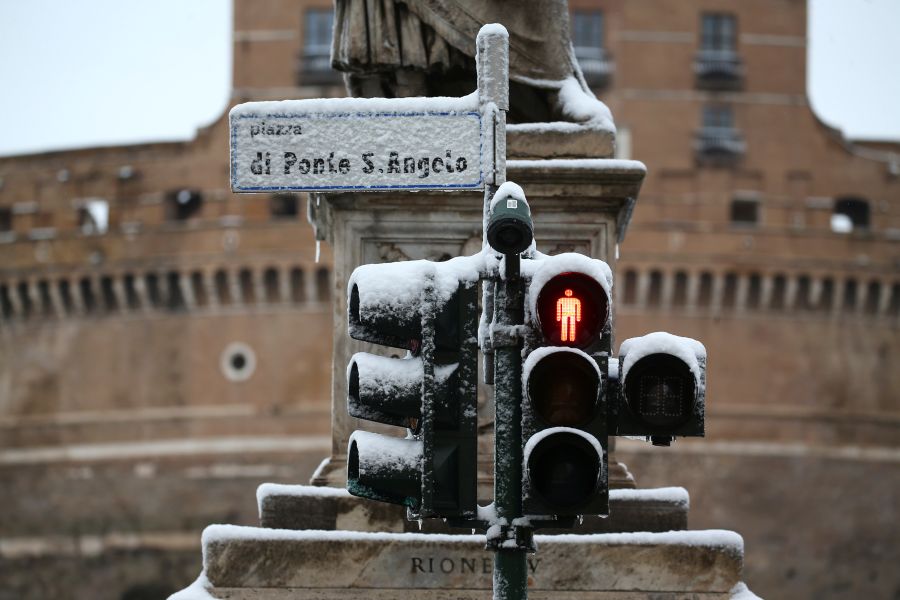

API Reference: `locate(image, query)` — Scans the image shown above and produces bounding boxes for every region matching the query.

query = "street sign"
[229,98,483,193]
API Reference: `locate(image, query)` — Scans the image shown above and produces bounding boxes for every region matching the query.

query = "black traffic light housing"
[519,254,613,518]
[346,260,479,519]
[612,332,706,446]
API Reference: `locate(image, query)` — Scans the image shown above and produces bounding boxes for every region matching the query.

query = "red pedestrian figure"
[556,289,581,342]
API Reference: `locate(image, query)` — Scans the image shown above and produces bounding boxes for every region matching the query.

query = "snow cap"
[488,181,527,213]
[619,332,706,383]
[526,253,612,320]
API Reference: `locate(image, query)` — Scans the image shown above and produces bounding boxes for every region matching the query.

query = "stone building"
[0,1,897,599]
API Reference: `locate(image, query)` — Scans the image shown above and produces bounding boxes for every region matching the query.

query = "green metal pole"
[492,263,528,600]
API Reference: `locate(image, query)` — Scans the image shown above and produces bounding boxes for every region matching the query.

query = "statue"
[331,0,605,125]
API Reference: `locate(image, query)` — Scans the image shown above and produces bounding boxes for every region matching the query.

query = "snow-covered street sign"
[229,96,483,193]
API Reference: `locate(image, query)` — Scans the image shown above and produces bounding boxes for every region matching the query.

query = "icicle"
[315,240,321,263]
[578,515,584,525]
[417,519,423,531]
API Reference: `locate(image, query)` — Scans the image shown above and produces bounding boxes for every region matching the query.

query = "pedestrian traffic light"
[345,259,479,519]
[520,254,613,518]
[612,332,706,446]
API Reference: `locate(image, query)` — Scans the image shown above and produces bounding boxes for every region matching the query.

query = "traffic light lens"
[528,431,601,509]
[624,354,697,430]
[528,351,599,427]
[536,273,608,348]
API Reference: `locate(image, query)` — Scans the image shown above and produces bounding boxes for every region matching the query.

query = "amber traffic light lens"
[528,432,600,509]
[624,354,696,430]
[536,273,608,348]
[528,351,599,427]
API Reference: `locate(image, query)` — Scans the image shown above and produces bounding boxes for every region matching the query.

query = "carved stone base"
[172,524,753,600]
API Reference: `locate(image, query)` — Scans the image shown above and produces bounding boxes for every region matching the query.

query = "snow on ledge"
[167,574,216,600]
[201,524,743,554]
[230,92,479,119]
[256,483,350,517]
[253,484,688,520]
[507,158,647,174]
[609,486,690,508]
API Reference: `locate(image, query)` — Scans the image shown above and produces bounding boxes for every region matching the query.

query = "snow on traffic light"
[612,331,706,447]
[345,259,480,518]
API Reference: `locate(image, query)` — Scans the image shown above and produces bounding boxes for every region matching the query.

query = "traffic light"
[520,254,613,518]
[345,259,479,519]
[613,331,706,446]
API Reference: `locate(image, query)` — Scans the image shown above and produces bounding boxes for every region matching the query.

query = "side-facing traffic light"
[345,259,479,519]
[520,254,613,518]
[613,331,706,446]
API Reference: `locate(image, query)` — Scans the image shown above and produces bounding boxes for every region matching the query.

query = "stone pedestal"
[174,525,752,600]
[170,484,759,599]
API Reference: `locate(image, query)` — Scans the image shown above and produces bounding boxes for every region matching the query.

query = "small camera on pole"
[487,183,533,255]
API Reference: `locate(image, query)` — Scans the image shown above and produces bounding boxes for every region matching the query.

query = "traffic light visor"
[526,348,600,428]
[348,431,423,508]
[623,353,697,431]
[525,428,603,510]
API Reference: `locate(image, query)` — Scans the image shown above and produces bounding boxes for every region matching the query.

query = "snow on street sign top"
[230,94,483,193]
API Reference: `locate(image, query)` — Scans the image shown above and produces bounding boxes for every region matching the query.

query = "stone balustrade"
[0,263,332,322]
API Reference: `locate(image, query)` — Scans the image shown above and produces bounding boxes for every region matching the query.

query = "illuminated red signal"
[556,289,582,342]
[536,273,609,348]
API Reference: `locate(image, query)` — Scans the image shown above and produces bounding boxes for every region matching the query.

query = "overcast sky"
[0,0,898,157]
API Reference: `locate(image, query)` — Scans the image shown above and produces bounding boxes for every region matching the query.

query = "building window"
[701,13,736,52]
[731,198,759,226]
[271,194,299,219]
[77,199,109,235]
[722,272,738,309]
[695,105,745,164]
[622,269,638,305]
[166,189,203,221]
[831,197,870,233]
[0,207,11,232]
[746,274,762,309]
[571,11,612,87]
[796,276,813,311]
[301,9,338,84]
[695,13,742,89]
[703,105,733,129]
[646,270,663,306]
[672,271,689,307]
[316,267,331,302]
